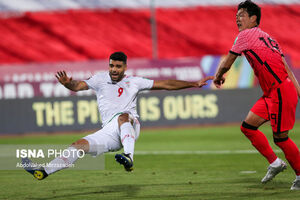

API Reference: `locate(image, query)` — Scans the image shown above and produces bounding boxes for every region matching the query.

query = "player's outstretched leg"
[261,158,287,183]
[22,139,88,180]
[115,153,133,171]
[22,158,48,180]
[44,142,86,176]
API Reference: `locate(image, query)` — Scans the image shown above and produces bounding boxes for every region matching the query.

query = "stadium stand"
[0,0,299,68]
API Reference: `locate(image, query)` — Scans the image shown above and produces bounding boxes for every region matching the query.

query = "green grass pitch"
[1,123,300,200]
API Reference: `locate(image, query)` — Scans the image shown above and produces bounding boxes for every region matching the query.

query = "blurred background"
[0,0,300,135]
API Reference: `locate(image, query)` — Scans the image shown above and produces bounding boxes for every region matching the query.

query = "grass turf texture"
[1,123,300,200]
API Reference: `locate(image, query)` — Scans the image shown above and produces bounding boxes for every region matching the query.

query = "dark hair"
[238,0,261,25]
[109,51,127,64]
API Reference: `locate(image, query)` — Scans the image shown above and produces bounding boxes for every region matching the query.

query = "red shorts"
[251,78,298,133]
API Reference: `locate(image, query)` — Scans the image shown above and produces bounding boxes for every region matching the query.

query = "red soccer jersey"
[230,27,288,95]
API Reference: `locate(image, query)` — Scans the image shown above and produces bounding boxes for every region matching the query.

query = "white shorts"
[83,113,140,156]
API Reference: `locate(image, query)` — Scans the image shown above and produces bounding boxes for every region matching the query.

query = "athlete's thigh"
[246,97,269,127]
[83,118,122,156]
[269,80,298,133]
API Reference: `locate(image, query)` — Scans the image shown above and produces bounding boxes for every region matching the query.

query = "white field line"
[112,149,282,155]
[0,149,282,157]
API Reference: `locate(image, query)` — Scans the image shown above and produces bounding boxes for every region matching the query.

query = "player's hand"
[55,70,72,86]
[213,76,225,88]
[196,76,214,88]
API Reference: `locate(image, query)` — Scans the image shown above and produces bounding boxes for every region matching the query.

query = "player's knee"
[71,139,89,152]
[118,113,130,126]
[273,131,289,144]
[240,124,246,133]
[240,121,258,134]
[273,130,289,140]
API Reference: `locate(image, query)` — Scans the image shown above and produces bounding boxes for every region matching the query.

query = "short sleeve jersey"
[84,72,154,126]
[230,27,288,95]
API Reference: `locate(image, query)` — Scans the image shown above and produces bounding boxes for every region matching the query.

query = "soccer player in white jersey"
[22,51,213,180]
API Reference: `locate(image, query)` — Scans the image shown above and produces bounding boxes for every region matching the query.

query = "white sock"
[296,175,300,180]
[120,122,135,161]
[44,146,82,175]
[270,157,281,167]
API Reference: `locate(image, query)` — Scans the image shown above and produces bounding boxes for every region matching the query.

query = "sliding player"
[23,51,213,179]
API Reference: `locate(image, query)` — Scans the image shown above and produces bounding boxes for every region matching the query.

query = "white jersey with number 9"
[84,72,154,126]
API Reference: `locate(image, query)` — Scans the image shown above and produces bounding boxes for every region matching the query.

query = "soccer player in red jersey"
[213,0,300,190]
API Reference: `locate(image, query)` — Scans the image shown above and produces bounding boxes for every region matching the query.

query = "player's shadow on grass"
[28,182,201,200]
[28,180,292,200]
[29,184,141,200]
[234,177,291,189]
[224,176,292,197]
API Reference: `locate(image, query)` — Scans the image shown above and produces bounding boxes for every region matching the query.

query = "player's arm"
[151,76,214,90]
[282,57,300,97]
[213,52,238,88]
[55,70,89,92]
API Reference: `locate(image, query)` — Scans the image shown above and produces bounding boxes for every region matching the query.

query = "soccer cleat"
[291,179,300,190]
[115,153,133,172]
[22,158,48,180]
[261,160,287,183]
